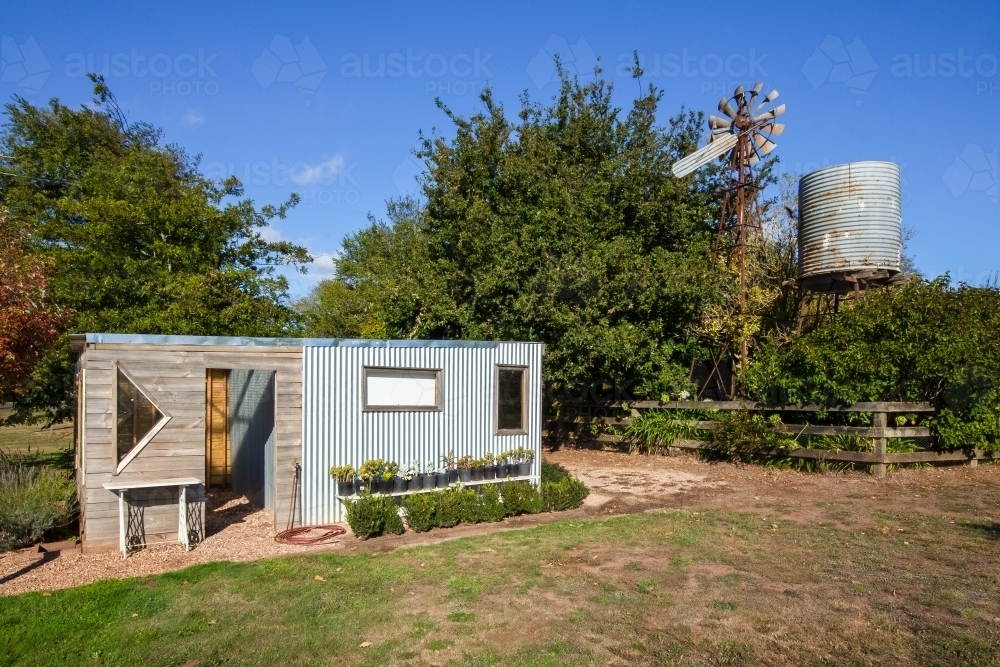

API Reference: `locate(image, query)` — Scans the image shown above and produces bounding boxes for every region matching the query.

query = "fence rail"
[543,400,989,477]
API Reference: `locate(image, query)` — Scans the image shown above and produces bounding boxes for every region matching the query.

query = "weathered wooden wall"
[79,344,302,552]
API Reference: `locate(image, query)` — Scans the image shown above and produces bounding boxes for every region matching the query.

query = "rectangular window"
[496,366,527,434]
[363,367,441,411]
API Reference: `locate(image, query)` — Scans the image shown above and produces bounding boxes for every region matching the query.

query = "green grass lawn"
[3,507,1000,666]
[0,418,74,471]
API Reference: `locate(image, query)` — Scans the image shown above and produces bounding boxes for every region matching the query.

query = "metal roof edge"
[83,333,540,348]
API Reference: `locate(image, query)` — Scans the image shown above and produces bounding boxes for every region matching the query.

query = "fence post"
[872,410,887,478]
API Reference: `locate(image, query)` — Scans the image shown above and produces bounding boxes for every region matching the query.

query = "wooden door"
[206,369,230,489]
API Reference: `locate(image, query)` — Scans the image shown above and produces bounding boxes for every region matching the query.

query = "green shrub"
[344,494,401,539]
[402,493,437,533]
[540,461,569,483]
[477,485,506,522]
[0,453,77,552]
[498,481,543,515]
[433,488,467,528]
[708,410,797,461]
[542,476,590,512]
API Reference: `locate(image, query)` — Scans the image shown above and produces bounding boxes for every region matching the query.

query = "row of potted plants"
[329,448,535,496]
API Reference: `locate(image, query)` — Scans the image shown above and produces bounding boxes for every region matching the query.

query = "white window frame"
[362,366,443,412]
[494,365,528,435]
[112,362,172,475]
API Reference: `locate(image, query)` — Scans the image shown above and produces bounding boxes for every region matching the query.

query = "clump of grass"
[0,449,77,551]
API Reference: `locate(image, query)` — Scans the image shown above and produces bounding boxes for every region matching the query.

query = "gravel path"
[0,492,343,597]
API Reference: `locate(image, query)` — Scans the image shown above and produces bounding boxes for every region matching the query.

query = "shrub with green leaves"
[540,461,569,483]
[747,278,1000,452]
[476,485,507,523]
[402,493,436,533]
[498,481,544,515]
[541,476,590,512]
[707,410,797,461]
[0,453,78,552]
[344,494,402,539]
[433,487,468,528]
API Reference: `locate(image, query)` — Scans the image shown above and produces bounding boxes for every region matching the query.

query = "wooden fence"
[543,400,993,477]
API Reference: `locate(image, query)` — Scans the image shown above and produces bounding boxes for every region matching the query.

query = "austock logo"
[802,35,878,105]
[252,35,327,94]
[1,35,51,91]
[526,35,597,88]
[943,144,998,202]
[64,48,220,95]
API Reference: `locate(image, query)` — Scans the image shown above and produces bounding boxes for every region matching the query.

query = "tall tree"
[0,211,66,400]
[0,77,310,423]
[303,66,727,399]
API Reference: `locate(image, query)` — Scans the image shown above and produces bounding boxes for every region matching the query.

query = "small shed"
[71,334,542,553]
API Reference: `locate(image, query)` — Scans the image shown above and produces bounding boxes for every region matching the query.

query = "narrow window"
[363,367,441,411]
[496,366,527,433]
[115,367,168,467]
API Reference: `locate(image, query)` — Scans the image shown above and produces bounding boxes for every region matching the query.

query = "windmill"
[672,82,785,397]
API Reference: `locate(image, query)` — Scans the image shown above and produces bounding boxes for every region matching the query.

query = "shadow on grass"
[958,520,1000,540]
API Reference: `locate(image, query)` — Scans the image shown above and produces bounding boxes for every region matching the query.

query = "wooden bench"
[102,478,201,558]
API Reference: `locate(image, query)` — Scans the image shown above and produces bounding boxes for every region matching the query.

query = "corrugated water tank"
[798,161,902,278]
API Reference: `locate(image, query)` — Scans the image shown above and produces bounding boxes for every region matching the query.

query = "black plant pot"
[484,465,497,480]
[393,477,406,493]
[516,462,532,477]
[472,467,484,481]
[436,472,450,488]
[339,478,357,496]
[497,464,510,478]
[421,473,436,490]
[407,477,421,491]
[458,468,472,482]
[449,470,459,484]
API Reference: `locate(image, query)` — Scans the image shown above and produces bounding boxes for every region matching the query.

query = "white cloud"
[308,252,337,279]
[182,110,205,126]
[290,155,345,185]
[258,225,287,243]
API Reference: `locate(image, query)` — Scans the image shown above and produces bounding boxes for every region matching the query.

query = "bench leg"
[119,490,127,559]
[179,485,189,551]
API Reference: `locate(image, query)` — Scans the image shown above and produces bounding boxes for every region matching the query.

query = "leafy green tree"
[303,66,727,399]
[0,77,310,423]
[746,277,1000,450]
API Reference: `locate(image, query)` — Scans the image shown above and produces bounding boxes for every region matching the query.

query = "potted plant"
[382,461,402,493]
[402,462,420,491]
[358,458,385,494]
[421,460,437,490]
[471,457,486,481]
[513,447,534,477]
[456,455,474,483]
[483,452,497,480]
[330,464,357,496]
[435,463,450,488]
[497,450,513,478]
[442,450,459,484]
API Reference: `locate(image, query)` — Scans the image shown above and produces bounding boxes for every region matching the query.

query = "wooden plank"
[547,418,930,438]
[554,400,935,413]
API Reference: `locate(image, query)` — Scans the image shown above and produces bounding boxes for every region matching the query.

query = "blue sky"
[2,1,998,297]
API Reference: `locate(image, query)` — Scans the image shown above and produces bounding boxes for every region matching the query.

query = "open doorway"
[205,369,276,508]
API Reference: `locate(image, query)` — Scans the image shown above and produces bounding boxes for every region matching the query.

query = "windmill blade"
[754,104,786,122]
[746,82,763,109]
[760,122,785,137]
[753,133,777,156]
[734,84,745,101]
[718,97,737,119]
[755,89,779,113]
[708,115,732,131]
[671,133,738,178]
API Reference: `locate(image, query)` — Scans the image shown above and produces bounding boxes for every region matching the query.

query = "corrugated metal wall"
[301,342,543,524]
[230,369,276,509]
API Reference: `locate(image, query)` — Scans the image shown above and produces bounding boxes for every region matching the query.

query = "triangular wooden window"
[115,365,171,473]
